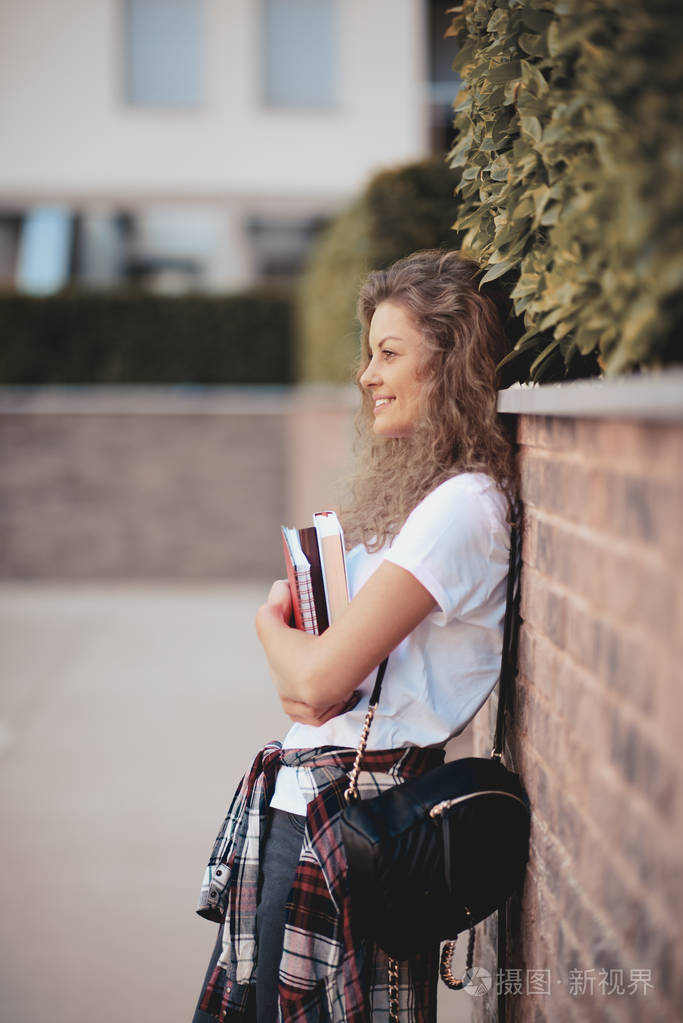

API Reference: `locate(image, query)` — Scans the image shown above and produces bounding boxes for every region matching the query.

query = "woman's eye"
[382,349,395,360]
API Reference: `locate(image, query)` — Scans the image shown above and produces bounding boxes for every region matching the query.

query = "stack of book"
[281,510,349,634]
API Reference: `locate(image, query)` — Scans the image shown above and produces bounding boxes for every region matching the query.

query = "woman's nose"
[360,358,380,390]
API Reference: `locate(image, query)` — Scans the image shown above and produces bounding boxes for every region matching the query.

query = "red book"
[280,511,348,634]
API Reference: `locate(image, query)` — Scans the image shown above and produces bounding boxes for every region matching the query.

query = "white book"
[313,510,350,625]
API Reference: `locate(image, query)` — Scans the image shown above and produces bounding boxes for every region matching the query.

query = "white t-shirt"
[270,472,511,814]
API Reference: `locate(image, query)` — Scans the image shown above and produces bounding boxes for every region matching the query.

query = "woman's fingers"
[266,579,293,623]
[280,698,336,725]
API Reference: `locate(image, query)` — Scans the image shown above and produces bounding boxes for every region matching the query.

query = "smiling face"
[359,300,430,438]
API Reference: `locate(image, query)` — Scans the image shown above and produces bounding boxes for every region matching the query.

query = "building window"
[263,0,338,108]
[15,207,74,295]
[124,0,202,107]
[247,214,329,281]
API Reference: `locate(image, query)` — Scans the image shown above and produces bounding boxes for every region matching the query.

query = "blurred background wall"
[0,0,456,296]
[0,0,464,581]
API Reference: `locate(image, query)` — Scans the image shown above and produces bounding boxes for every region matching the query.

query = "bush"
[0,287,294,384]
[448,0,683,380]
[298,158,464,382]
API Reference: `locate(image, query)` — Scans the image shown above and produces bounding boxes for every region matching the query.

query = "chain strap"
[439,909,476,990]
[352,732,401,1023]
[388,956,400,1023]
[343,657,387,803]
[343,701,377,803]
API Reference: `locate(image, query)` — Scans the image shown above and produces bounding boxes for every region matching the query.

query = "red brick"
[619,806,683,920]
[519,564,536,621]
[536,517,573,587]
[564,601,653,713]
[518,623,536,682]
[559,462,608,529]
[525,755,557,833]
[531,818,572,900]
[508,687,528,751]
[517,414,538,448]
[559,886,612,975]
[599,863,648,952]
[577,418,683,481]
[608,710,676,818]
[526,631,561,702]
[584,766,636,856]
[565,599,600,671]
[525,690,575,787]
[534,518,614,598]
[509,714,534,776]
[595,619,654,714]
[575,417,639,464]
[520,566,568,647]
[522,508,539,568]
[544,457,578,518]
[535,415,578,451]
[606,473,683,559]
[520,449,546,509]
[542,585,567,647]
[555,916,585,984]
[581,463,612,532]
[672,586,683,654]
[554,653,612,757]
[598,548,676,638]
[653,657,683,754]
[555,787,594,870]
[630,908,678,1003]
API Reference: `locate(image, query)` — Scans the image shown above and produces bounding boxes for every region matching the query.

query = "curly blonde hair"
[341,249,517,551]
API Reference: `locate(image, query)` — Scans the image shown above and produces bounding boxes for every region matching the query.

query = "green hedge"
[298,158,464,382]
[0,288,294,384]
[448,0,683,380]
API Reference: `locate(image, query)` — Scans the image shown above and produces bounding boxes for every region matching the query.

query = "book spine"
[296,572,319,635]
[281,527,319,636]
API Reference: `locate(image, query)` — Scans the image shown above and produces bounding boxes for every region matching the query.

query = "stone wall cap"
[497,367,683,422]
[0,384,357,416]
[3,375,682,422]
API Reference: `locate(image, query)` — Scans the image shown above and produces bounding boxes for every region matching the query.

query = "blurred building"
[0,0,460,295]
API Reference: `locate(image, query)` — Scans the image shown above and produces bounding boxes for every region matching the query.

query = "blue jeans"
[192,808,306,1023]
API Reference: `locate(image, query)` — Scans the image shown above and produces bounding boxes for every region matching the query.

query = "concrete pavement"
[0,583,472,1023]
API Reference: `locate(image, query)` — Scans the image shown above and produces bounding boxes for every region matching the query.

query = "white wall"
[0,0,429,202]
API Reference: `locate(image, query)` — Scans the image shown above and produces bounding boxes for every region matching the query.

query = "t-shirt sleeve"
[384,476,510,626]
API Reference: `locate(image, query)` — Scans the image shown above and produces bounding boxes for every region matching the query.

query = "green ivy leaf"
[520,114,542,142]
[529,338,561,376]
[480,259,516,283]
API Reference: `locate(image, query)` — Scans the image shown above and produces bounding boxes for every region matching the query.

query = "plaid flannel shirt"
[196,742,444,1022]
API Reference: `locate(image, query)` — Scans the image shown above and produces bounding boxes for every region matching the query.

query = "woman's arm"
[278,692,361,726]
[255,561,436,711]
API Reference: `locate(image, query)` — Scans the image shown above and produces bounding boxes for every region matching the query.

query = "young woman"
[192,249,516,1023]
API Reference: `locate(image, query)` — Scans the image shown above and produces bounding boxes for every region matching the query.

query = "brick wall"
[0,387,356,579]
[472,412,683,1022]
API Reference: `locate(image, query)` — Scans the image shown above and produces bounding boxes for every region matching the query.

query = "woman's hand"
[256,561,436,711]
[280,690,361,726]
[264,579,292,624]
[258,581,362,722]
